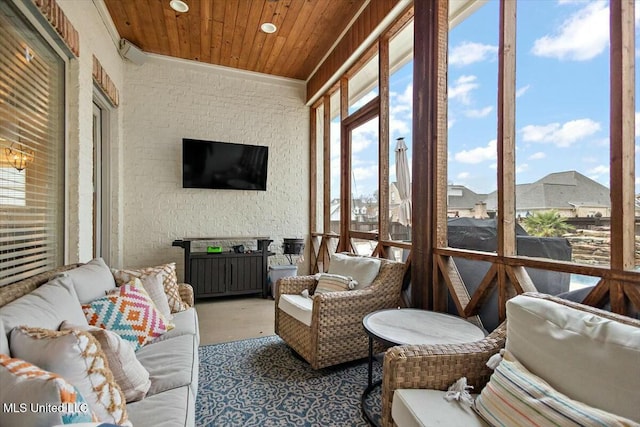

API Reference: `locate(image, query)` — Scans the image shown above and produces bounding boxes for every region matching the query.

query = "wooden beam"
[582,278,610,308]
[609,0,635,270]
[323,95,331,233]
[435,255,468,316]
[623,282,640,311]
[434,0,449,250]
[465,264,498,317]
[379,35,390,242]
[505,266,537,294]
[609,280,626,314]
[310,107,317,236]
[339,78,350,252]
[496,0,517,257]
[413,0,447,309]
[497,264,508,323]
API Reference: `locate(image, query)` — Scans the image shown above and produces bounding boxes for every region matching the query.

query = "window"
[0,1,65,285]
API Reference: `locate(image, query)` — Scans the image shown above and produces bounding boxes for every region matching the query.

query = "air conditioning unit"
[119,39,147,65]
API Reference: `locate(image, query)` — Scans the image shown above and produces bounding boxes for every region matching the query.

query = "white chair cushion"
[392,389,488,427]
[278,294,313,326]
[328,253,381,290]
[506,294,640,423]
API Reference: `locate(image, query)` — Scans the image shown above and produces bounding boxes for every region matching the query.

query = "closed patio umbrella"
[395,137,412,226]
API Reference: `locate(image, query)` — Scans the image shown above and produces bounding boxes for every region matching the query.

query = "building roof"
[447,185,488,210]
[484,171,610,211]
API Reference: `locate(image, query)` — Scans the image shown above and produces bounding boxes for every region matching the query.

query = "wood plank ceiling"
[104,0,367,80]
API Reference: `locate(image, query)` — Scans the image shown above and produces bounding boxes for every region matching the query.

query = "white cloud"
[520,118,601,147]
[448,119,455,129]
[448,75,478,105]
[531,1,609,61]
[516,163,529,173]
[516,85,530,98]
[528,152,546,160]
[636,112,640,138]
[457,172,470,180]
[454,139,497,164]
[449,41,498,67]
[489,163,497,170]
[390,84,412,137]
[588,165,609,177]
[465,106,493,118]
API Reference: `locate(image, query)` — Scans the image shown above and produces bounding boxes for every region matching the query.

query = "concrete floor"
[194,295,276,346]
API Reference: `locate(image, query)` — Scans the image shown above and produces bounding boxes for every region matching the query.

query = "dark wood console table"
[172,237,273,300]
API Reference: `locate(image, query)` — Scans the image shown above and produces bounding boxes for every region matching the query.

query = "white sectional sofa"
[383,293,640,426]
[0,260,199,427]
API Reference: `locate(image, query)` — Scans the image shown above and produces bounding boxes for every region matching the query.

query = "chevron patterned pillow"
[82,278,169,350]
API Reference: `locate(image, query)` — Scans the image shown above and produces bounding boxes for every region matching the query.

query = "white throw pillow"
[10,326,131,426]
[327,253,382,290]
[135,271,173,321]
[0,275,88,332]
[0,354,97,426]
[64,258,117,304]
[313,273,357,294]
[60,321,151,403]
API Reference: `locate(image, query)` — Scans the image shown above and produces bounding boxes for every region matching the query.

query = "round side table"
[361,308,485,426]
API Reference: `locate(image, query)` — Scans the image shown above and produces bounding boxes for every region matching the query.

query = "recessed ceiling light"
[260,23,277,34]
[170,0,189,13]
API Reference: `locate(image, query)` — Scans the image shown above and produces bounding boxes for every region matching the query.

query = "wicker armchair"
[380,323,506,427]
[275,258,406,370]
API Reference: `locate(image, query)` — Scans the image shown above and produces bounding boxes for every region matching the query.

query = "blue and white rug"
[196,335,382,426]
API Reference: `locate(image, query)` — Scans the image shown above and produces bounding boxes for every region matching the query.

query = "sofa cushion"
[64,258,116,304]
[476,349,637,426]
[82,279,169,351]
[10,327,131,426]
[506,294,640,423]
[0,275,87,337]
[60,321,151,403]
[0,354,96,426]
[150,307,199,345]
[113,270,173,320]
[314,273,357,294]
[112,263,187,313]
[127,385,195,427]
[135,334,198,397]
[392,389,488,427]
[278,294,313,326]
[328,253,381,290]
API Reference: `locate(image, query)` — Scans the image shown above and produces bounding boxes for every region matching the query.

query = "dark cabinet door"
[190,257,226,297]
[228,255,262,293]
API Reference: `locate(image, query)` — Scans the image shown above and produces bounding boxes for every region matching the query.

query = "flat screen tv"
[182,138,268,191]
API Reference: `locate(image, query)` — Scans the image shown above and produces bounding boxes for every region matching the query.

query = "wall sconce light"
[4,142,34,171]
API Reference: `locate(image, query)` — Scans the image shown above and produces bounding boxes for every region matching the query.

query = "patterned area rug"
[196,335,382,426]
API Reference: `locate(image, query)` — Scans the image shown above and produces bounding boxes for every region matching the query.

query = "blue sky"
[336,0,639,199]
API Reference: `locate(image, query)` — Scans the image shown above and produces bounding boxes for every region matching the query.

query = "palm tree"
[521,210,574,237]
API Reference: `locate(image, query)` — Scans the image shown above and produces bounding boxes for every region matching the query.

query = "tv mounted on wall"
[182,138,268,191]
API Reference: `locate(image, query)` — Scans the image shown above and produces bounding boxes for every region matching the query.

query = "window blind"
[0,2,64,287]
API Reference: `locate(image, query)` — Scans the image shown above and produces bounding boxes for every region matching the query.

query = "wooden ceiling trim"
[306,0,399,102]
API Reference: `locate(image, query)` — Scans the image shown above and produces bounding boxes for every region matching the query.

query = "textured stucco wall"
[122,57,310,280]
